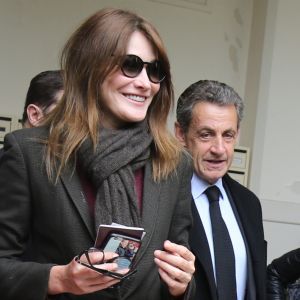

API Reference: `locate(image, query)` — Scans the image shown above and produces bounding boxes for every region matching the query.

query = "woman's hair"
[44,8,181,181]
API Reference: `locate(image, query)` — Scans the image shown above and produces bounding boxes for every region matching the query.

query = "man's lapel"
[223,174,257,300]
[223,174,256,257]
[190,199,216,292]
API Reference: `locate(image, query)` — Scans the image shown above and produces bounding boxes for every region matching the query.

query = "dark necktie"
[205,185,237,300]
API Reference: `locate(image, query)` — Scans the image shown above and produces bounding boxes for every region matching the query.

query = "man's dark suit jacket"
[0,127,195,300]
[190,174,267,300]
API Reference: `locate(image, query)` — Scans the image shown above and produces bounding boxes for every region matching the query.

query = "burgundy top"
[79,168,144,218]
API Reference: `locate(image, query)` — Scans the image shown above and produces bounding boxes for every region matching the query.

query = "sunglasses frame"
[120,54,166,84]
[75,248,137,281]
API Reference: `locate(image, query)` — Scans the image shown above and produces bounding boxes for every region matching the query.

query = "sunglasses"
[120,54,166,84]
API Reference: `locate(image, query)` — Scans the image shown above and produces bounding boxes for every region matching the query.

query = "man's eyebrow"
[223,128,237,133]
[197,126,214,131]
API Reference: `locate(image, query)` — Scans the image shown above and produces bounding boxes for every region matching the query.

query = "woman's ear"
[26,104,44,127]
[174,121,187,147]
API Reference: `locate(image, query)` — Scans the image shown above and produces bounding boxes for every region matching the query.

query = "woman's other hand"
[154,240,195,297]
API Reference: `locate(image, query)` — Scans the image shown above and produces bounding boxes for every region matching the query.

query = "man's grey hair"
[176,80,244,133]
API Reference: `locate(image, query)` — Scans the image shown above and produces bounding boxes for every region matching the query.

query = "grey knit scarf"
[78,121,153,233]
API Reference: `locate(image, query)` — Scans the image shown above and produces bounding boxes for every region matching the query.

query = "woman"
[0,8,195,300]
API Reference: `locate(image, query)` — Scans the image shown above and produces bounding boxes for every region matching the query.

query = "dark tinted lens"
[121,55,165,83]
[147,61,165,83]
[121,55,143,78]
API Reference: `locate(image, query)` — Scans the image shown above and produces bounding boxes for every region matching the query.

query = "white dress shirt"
[192,173,247,300]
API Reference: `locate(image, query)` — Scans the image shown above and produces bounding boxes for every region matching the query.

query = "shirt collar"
[191,173,224,200]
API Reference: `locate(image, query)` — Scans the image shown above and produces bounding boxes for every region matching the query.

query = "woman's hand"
[154,240,195,297]
[48,251,122,295]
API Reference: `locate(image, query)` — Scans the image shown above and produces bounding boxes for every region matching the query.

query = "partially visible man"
[0,70,63,157]
[21,70,64,128]
[175,80,266,300]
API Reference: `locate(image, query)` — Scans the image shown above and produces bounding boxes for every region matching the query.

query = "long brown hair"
[44,8,182,182]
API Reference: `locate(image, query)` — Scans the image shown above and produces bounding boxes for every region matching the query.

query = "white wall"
[250,0,300,262]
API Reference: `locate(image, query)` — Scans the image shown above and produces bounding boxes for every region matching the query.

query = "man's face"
[121,239,129,248]
[175,102,239,184]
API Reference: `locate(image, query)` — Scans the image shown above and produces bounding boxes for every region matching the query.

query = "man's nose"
[210,136,226,153]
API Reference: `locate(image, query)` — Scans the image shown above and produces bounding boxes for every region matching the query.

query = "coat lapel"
[132,161,160,266]
[223,174,259,300]
[190,199,217,296]
[60,166,95,240]
[223,175,258,262]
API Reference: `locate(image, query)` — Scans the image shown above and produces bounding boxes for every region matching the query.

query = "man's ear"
[174,121,187,147]
[26,104,44,127]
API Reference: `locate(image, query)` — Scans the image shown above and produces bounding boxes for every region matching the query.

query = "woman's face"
[100,31,160,129]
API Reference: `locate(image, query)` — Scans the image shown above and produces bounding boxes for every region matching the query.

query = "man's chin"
[205,171,226,184]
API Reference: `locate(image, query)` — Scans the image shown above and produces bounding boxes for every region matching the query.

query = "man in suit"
[175,80,266,300]
[0,70,63,158]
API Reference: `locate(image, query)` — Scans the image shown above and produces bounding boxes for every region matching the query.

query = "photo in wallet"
[94,223,145,271]
[103,233,141,269]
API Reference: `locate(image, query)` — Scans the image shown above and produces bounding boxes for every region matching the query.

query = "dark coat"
[190,174,267,300]
[0,147,4,159]
[267,248,300,299]
[0,127,194,300]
